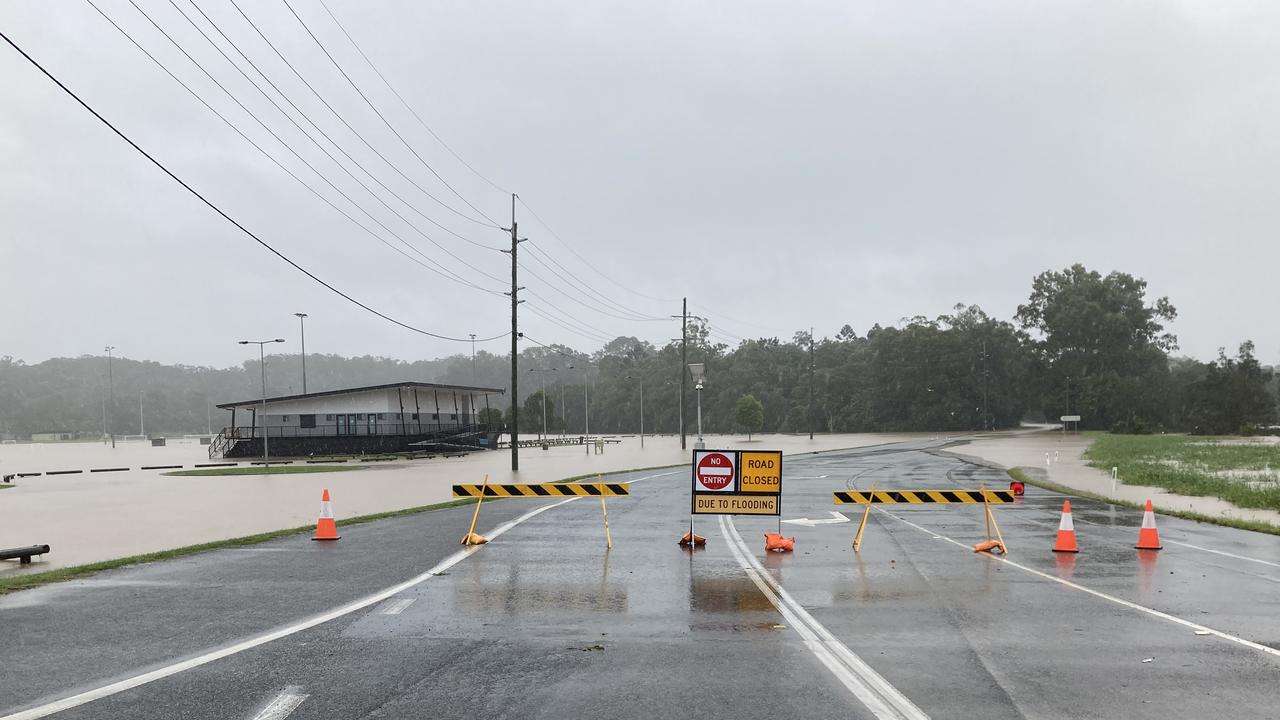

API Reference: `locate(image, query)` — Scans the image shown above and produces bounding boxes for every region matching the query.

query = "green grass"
[0,497,477,596]
[163,465,363,477]
[1006,467,1280,537]
[1083,434,1280,511]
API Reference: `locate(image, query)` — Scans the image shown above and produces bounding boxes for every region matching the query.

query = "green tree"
[478,406,504,429]
[1016,264,1176,429]
[735,394,764,439]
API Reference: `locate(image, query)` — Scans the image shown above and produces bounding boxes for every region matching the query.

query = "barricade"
[453,476,629,547]
[835,488,1013,553]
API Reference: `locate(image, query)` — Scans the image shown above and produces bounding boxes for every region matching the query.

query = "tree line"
[1,265,1275,439]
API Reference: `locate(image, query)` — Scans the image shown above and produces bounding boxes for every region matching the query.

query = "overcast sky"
[2,1,1277,369]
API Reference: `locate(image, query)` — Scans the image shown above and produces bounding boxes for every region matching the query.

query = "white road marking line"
[1027,506,1280,571]
[381,598,415,615]
[1163,539,1280,570]
[877,509,1280,660]
[251,686,308,720]
[0,496,581,720]
[719,515,929,720]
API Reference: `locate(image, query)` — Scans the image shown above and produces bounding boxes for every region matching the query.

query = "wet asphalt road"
[2,439,1278,719]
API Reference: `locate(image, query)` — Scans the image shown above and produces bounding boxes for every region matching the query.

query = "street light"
[568,364,590,454]
[527,367,556,441]
[626,375,645,448]
[104,346,116,448]
[688,363,706,450]
[293,313,308,394]
[240,338,286,464]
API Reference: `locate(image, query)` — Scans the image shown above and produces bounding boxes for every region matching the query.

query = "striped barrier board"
[453,482,631,498]
[834,489,1014,504]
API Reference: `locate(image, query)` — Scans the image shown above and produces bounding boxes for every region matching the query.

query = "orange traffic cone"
[1052,500,1079,553]
[1135,499,1162,550]
[312,488,341,541]
[764,532,795,552]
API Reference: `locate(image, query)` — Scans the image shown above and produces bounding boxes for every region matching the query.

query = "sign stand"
[974,487,1008,554]
[597,475,613,549]
[461,474,490,546]
[852,482,877,552]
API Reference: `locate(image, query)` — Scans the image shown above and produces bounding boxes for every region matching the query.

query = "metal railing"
[218,423,493,439]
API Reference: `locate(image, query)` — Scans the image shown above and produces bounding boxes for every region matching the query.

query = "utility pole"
[981,341,989,431]
[470,333,477,385]
[809,327,815,440]
[294,313,308,394]
[139,390,144,438]
[502,194,525,472]
[673,298,688,450]
[105,345,115,448]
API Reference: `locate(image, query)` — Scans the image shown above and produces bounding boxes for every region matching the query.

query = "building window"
[300,414,316,429]
[281,415,290,422]
[325,414,334,421]
[411,413,419,420]
[377,413,386,420]
[451,414,458,420]
[357,414,365,420]
[431,413,439,420]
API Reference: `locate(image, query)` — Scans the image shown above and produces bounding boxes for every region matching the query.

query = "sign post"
[688,449,784,541]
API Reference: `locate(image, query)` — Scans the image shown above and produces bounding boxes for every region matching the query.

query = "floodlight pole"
[502,194,526,472]
[104,346,115,448]
[294,313,308,394]
[240,339,285,464]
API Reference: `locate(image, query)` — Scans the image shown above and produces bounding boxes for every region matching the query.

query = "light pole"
[240,338,285,464]
[294,313,308,394]
[569,364,590,454]
[627,375,645,448]
[688,363,706,450]
[470,333,477,385]
[528,367,554,441]
[104,345,115,448]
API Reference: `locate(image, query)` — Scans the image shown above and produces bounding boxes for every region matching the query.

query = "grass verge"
[1006,467,1280,537]
[1083,434,1280,512]
[0,497,476,596]
[163,465,362,477]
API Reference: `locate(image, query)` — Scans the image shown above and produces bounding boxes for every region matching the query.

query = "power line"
[224,0,498,232]
[94,0,503,295]
[518,257,665,324]
[277,0,501,228]
[0,27,504,344]
[181,0,503,254]
[315,0,510,197]
[517,196,677,304]
[523,243,667,321]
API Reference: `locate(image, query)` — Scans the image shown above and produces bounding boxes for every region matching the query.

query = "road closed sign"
[694,451,736,492]
[690,449,783,516]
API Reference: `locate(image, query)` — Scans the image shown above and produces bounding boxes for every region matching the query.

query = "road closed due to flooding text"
[691,449,783,516]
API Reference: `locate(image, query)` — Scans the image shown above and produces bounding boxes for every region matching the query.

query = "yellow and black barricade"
[454,477,627,547]
[453,482,631,498]
[834,489,1013,504]
[836,487,1012,553]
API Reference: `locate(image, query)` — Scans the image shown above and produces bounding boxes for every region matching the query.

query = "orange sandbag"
[764,532,795,552]
[678,531,707,547]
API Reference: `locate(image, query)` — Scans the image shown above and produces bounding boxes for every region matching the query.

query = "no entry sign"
[690,449,783,516]
[694,451,736,491]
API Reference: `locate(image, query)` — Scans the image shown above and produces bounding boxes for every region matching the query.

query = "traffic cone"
[1135,499,1162,550]
[312,488,340,541]
[1052,500,1079,553]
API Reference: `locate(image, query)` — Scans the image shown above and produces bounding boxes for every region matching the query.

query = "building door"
[368,414,377,435]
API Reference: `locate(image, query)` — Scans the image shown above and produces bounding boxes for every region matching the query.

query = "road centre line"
[250,686,307,720]
[0,496,581,720]
[719,515,929,720]
[876,509,1280,660]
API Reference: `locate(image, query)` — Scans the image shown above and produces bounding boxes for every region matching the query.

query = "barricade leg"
[461,474,490,545]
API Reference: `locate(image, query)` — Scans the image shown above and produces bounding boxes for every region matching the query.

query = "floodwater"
[955,433,1280,527]
[0,432,924,575]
